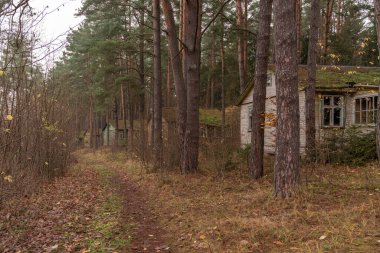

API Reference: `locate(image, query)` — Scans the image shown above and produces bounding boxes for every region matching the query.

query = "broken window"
[355,95,378,125]
[321,95,344,127]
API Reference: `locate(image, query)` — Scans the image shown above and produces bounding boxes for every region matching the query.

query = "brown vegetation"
[107,150,380,252]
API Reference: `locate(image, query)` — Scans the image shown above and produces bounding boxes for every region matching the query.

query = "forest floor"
[1,149,380,252]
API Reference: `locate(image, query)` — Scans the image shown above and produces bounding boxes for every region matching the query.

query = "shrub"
[319,127,377,166]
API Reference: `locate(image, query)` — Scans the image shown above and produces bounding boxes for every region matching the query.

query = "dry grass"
[99,150,379,252]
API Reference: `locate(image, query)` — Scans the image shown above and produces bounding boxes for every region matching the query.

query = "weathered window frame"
[248,106,253,132]
[266,73,272,87]
[321,95,344,128]
[354,95,378,125]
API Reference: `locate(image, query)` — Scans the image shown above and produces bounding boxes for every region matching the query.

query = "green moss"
[85,165,132,252]
[199,109,222,126]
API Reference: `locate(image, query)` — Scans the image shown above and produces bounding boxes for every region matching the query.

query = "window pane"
[368,97,374,111]
[266,75,271,87]
[333,108,341,126]
[333,96,342,106]
[368,111,375,124]
[355,111,361,124]
[355,99,360,111]
[324,108,331,126]
[361,109,367,123]
[361,98,367,111]
[375,109,378,122]
[323,96,331,106]
[375,96,378,109]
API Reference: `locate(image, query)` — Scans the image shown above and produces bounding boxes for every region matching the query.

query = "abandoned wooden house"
[238,65,380,153]
[102,120,142,146]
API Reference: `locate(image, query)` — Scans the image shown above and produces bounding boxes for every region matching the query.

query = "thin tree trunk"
[273,0,300,198]
[295,0,302,61]
[161,0,187,171]
[249,0,273,179]
[337,0,342,33]
[139,4,146,160]
[114,97,119,148]
[323,0,334,64]
[183,0,202,173]
[374,0,380,165]
[211,31,215,109]
[121,84,127,149]
[244,0,248,82]
[220,12,226,140]
[305,0,320,161]
[236,0,246,93]
[106,113,110,146]
[153,0,163,168]
[166,57,171,107]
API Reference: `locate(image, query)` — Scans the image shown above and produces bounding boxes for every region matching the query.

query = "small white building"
[237,65,380,154]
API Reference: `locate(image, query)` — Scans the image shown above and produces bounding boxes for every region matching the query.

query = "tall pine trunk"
[305,0,320,161]
[295,0,302,61]
[114,97,119,148]
[153,0,163,168]
[273,0,300,198]
[183,0,202,173]
[374,0,380,165]
[166,57,171,107]
[323,0,334,64]
[243,0,248,82]
[161,0,187,171]
[236,0,246,93]
[220,12,226,139]
[120,84,128,150]
[139,4,146,160]
[249,0,273,179]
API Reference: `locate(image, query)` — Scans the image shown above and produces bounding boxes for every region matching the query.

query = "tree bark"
[161,0,187,171]
[323,0,334,64]
[114,97,119,148]
[337,0,342,34]
[220,12,226,139]
[166,57,171,107]
[121,84,127,150]
[236,0,246,93]
[183,0,202,173]
[305,0,320,161]
[243,0,248,83]
[295,0,302,61]
[273,0,300,198]
[374,0,380,166]
[249,0,273,179]
[153,0,163,168]
[139,3,146,160]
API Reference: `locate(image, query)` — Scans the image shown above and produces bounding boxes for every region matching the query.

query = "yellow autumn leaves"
[2,115,13,133]
[1,171,13,183]
[5,114,13,121]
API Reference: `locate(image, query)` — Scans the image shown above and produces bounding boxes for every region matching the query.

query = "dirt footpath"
[0,151,170,253]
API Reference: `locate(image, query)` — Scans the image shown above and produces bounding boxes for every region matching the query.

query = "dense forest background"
[0,0,379,198]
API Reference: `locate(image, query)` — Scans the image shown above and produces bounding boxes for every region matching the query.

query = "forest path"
[0,150,170,253]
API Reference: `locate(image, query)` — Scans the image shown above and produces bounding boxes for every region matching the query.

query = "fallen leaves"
[3,175,13,183]
[0,157,128,252]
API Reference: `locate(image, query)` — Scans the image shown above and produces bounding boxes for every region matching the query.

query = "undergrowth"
[97,149,380,253]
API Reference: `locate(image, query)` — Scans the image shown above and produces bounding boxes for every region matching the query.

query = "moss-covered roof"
[162,107,239,126]
[237,64,380,105]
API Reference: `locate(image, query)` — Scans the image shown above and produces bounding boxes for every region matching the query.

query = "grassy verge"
[79,154,132,252]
